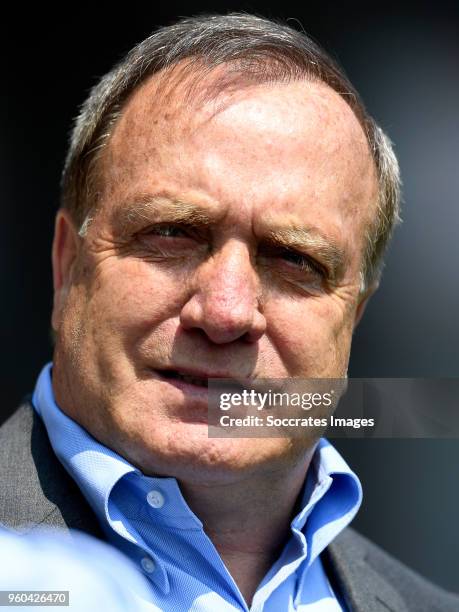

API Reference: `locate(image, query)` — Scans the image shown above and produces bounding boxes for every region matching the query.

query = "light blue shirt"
[32,363,362,611]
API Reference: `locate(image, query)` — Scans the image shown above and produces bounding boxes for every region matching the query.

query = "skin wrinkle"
[110,195,347,283]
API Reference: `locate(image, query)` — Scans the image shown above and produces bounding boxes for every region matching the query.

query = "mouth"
[153,367,257,398]
[158,369,209,388]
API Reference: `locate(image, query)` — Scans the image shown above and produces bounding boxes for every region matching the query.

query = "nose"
[179,240,267,344]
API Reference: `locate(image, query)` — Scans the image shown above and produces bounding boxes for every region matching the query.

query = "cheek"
[85,259,188,340]
[58,259,189,392]
[265,295,354,376]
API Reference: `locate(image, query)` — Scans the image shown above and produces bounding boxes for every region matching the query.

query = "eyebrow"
[115,195,216,231]
[115,194,347,279]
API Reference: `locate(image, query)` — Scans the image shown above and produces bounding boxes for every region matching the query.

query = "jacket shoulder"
[328,527,459,612]
[0,400,102,538]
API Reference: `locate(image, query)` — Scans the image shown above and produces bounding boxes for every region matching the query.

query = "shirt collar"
[294,439,362,561]
[32,363,137,530]
[32,363,173,593]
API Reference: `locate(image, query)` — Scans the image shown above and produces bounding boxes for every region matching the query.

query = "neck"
[179,451,315,605]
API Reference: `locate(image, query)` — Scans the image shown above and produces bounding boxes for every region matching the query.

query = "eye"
[133,222,208,261]
[276,247,326,278]
[143,224,192,239]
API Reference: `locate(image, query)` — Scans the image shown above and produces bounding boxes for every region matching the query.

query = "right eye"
[141,224,193,239]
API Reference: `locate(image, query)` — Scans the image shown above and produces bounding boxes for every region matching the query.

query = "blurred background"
[2,0,458,592]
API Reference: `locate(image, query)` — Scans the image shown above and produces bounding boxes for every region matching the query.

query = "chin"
[122,426,305,483]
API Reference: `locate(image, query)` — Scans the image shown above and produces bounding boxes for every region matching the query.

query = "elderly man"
[0,13,457,612]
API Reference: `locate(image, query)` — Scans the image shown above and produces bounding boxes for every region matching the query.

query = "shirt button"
[140,557,156,573]
[147,489,165,508]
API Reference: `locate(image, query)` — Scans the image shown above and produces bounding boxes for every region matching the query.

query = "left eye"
[279,249,325,276]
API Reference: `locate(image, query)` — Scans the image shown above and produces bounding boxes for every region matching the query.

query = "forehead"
[97,67,377,237]
[108,67,371,158]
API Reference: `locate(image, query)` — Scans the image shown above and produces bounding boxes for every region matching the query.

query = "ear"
[51,209,81,331]
[353,282,378,329]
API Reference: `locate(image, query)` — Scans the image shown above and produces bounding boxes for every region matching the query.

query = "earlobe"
[51,209,80,331]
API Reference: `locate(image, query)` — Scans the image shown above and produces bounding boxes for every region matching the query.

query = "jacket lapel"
[324,528,408,612]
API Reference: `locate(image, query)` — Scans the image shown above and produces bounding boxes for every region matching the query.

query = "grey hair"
[62,12,401,291]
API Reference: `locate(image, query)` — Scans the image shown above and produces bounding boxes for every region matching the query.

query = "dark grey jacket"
[1,401,458,612]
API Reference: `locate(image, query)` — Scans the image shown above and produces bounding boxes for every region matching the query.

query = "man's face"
[51,73,377,483]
